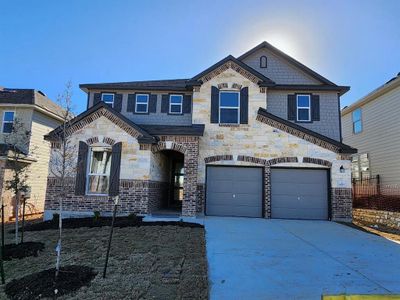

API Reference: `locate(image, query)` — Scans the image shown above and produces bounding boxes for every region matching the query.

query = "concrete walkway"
[205,217,400,300]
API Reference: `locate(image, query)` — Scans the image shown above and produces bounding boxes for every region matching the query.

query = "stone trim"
[50,142,61,149]
[201,61,261,84]
[65,107,144,139]
[151,142,187,154]
[231,83,242,90]
[217,83,228,89]
[302,157,332,167]
[139,144,151,151]
[256,114,341,153]
[159,136,199,143]
[237,155,298,166]
[204,155,233,163]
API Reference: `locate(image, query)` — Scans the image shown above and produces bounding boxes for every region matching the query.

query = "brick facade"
[330,188,352,221]
[45,177,168,215]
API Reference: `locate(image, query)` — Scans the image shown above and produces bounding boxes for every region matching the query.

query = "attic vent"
[260,56,267,68]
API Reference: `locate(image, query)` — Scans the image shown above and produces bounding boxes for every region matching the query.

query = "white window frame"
[2,110,15,134]
[352,108,362,134]
[86,146,112,196]
[296,94,311,122]
[101,93,115,108]
[219,91,240,124]
[169,94,183,114]
[135,94,149,113]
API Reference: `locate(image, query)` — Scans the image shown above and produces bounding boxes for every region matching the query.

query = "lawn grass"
[1,221,208,299]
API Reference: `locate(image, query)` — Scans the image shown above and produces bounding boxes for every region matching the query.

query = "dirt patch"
[338,221,400,243]
[11,217,203,233]
[5,265,96,300]
[2,224,208,299]
[3,242,45,261]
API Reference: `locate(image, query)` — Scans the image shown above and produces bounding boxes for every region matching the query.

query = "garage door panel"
[206,204,261,218]
[271,168,328,220]
[206,166,263,218]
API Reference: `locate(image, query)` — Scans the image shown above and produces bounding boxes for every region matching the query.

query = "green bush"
[127,213,138,222]
[93,211,101,222]
[52,213,59,224]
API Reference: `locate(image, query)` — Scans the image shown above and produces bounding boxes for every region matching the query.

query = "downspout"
[337,93,343,142]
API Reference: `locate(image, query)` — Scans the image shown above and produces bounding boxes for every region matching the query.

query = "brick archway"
[151,141,187,154]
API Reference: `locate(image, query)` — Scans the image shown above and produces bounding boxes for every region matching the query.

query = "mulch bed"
[5,265,96,300]
[11,216,204,233]
[3,242,45,261]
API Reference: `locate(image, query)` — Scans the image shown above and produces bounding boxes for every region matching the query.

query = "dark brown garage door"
[206,166,263,217]
[271,168,329,220]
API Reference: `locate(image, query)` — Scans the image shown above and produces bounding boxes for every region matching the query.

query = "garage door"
[206,166,263,217]
[271,168,328,220]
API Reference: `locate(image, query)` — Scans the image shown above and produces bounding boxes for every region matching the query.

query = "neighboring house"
[0,87,64,220]
[44,41,356,222]
[342,73,400,186]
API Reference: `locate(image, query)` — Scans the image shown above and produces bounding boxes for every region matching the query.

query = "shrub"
[93,211,101,222]
[127,212,138,222]
[52,213,60,224]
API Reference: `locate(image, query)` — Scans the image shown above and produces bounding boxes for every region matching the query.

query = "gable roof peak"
[238,40,337,86]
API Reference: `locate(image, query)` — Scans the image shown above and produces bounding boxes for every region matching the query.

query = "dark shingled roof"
[0,88,65,119]
[45,102,156,144]
[80,79,192,91]
[141,124,205,136]
[257,107,357,154]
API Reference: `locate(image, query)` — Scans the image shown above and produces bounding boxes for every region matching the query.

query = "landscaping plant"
[48,82,75,280]
[4,118,33,245]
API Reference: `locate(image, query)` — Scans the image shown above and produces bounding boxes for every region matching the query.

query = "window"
[87,147,112,195]
[351,153,370,179]
[219,91,240,124]
[169,95,183,114]
[135,94,149,113]
[296,94,311,122]
[2,111,15,133]
[260,56,267,68]
[101,93,114,107]
[352,108,362,134]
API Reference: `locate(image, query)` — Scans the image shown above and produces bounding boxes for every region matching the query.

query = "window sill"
[218,123,240,127]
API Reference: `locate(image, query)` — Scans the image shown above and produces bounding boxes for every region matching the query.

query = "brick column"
[182,139,199,217]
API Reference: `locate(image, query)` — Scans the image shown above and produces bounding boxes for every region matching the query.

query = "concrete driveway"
[205,217,400,299]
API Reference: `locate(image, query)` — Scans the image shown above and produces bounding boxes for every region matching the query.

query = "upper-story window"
[135,94,149,113]
[296,94,311,122]
[260,56,267,68]
[219,91,240,124]
[2,111,15,133]
[87,147,112,195]
[352,108,362,134]
[169,95,183,114]
[101,93,114,107]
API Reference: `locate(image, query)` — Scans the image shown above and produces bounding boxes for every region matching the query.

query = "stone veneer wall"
[45,177,167,215]
[353,208,400,230]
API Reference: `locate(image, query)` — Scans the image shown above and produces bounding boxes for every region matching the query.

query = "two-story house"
[342,73,400,186]
[0,87,64,220]
[44,41,356,221]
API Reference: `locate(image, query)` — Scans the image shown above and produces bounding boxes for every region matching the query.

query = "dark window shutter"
[311,95,320,121]
[149,94,157,113]
[109,142,122,196]
[183,95,192,114]
[240,87,249,124]
[287,95,296,121]
[114,94,123,112]
[75,141,88,196]
[93,93,101,105]
[161,94,169,113]
[127,94,135,112]
[211,86,219,123]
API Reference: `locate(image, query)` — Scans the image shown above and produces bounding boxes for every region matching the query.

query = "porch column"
[182,138,199,217]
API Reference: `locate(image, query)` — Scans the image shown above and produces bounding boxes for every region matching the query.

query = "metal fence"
[353,175,400,212]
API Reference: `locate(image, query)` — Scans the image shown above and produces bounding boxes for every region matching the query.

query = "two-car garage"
[205,166,329,220]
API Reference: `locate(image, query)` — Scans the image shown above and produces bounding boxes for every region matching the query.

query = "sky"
[1,0,399,114]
